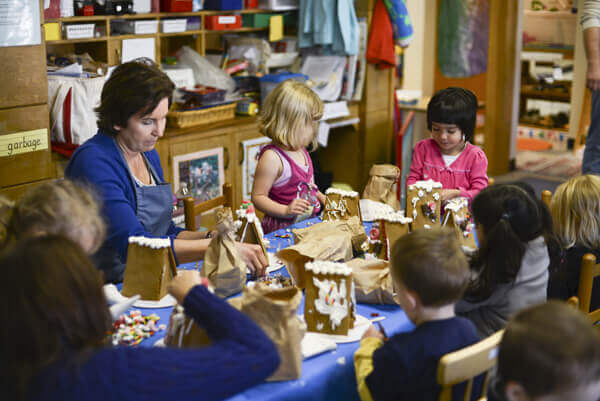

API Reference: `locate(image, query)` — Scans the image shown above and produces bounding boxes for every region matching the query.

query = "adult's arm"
[583,0,600,91]
[457,148,488,201]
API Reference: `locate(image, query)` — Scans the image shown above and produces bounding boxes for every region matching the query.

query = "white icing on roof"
[375,211,412,224]
[445,197,469,212]
[325,187,359,198]
[408,179,442,192]
[305,260,352,276]
[128,236,171,249]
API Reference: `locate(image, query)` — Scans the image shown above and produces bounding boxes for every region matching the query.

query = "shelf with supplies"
[43,9,296,65]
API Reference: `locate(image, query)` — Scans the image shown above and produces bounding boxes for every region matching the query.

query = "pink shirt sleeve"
[406,140,426,187]
[457,148,489,201]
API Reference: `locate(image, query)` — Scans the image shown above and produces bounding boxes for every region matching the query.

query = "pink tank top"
[258,144,321,233]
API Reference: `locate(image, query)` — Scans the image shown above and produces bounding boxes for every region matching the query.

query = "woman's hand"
[286,198,311,217]
[237,242,268,277]
[440,189,461,201]
[168,270,203,304]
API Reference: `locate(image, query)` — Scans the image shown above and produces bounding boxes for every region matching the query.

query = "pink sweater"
[406,138,488,201]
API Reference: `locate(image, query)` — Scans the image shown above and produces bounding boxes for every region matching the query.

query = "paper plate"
[132,294,177,308]
[299,314,371,344]
[246,252,285,275]
[153,338,166,347]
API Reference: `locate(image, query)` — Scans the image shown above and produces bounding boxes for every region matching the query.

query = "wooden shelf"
[518,122,568,131]
[159,29,204,37]
[47,36,109,44]
[205,27,267,33]
[520,85,571,102]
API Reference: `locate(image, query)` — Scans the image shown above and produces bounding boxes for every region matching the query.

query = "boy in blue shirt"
[354,228,480,401]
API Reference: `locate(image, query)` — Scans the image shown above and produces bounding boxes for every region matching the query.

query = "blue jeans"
[583,90,600,174]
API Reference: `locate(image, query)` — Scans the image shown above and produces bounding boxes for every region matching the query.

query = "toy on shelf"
[443,197,477,251]
[322,187,362,223]
[235,200,268,260]
[368,211,412,260]
[406,179,442,230]
[304,260,355,335]
[121,236,177,301]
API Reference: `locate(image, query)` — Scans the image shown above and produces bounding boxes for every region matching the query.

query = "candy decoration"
[110,310,164,346]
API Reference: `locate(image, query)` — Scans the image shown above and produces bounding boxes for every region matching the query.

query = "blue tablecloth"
[139,217,414,401]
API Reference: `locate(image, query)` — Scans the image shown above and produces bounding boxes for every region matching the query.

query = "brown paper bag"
[202,208,246,298]
[292,216,368,253]
[277,233,353,288]
[240,284,304,381]
[347,258,397,305]
[362,164,400,210]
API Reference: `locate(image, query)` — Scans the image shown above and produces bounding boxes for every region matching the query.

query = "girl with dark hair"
[455,185,554,337]
[406,87,488,202]
[0,235,279,401]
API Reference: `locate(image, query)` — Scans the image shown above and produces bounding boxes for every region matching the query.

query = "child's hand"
[362,324,384,340]
[440,189,461,201]
[237,242,268,277]
[168,270,204,304]
[286,198,311,217]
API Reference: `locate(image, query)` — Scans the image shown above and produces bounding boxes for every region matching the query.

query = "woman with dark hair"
[0,235,279,401]
[66,60,267,283]
[455,184,555,337]
[406,87,488,202]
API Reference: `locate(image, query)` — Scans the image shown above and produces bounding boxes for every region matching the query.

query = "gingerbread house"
[121,236,177,301]
[443,197,477,250]
[323,188,362,223]
[164,305,211,347]
[235,201,268,260]
[304,261,355,335]
[368,211,412,260]
[406,180,442,230]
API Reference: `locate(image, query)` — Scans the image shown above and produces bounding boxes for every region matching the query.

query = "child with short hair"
[548,174,600,310]
[456,185,555,337]
[406,87,488,202]
[487,301,600,401]
[252,80,327,233]
[354,228,479,401]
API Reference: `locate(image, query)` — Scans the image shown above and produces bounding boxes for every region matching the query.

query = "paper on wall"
[122,37,156,63]
[0,0,41,47]
[301,56,347,102]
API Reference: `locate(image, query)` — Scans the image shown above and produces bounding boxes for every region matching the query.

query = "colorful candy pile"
[111,310,166,346]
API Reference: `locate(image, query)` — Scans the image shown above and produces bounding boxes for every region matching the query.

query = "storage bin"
[180,86,227,104]
[203,0,242,10]
[258,0,297,10]
[242,13,274,28]
[522,10,577,47]
[205,15,242,30]
[161,19,187,33]
[259,72,307,103]
[265,52,298,69]
[160,0,193,12]
[65,23,95,39]
[167,102,237,128]
[112,19,159,35]
[233,76,260,93]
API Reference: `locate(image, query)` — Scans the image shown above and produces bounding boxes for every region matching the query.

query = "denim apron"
[94,141,174,283]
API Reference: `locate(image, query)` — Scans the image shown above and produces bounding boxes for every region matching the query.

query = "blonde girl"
[252,80,327,233]
[0,179,105,254]
[548,174,600,310]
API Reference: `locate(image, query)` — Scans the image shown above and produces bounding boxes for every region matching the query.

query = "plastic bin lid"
[259,72,308,83]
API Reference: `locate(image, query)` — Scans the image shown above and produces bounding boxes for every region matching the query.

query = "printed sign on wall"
[0,129,48,157]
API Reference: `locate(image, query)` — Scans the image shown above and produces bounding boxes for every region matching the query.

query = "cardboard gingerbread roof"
[235,202,268,260]
[323,187,363,222]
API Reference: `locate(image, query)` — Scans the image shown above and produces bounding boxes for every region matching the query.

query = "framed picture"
[173,147,225,202]
[242,137,271,201]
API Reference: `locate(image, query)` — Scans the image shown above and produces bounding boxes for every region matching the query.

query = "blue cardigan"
[66,132,184,271]
[30,285,280,401]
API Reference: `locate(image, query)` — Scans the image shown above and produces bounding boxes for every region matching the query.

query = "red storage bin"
[245,0,258,8]
[160,0,192,12]
[205,15,242,30]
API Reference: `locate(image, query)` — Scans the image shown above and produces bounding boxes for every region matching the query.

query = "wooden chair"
[567,296,580,309]
[437,330,504,401]
[541,189,552,208]
[183,183,233,231]
[578,253,600,324]
[487,177,495,186]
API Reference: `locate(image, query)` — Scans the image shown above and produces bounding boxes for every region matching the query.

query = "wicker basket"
[167,102,236,129]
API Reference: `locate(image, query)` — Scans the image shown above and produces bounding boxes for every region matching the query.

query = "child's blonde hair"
[0,179,105,253]
[390,228,470,307]
[551,174,600,250]
[258,80,323,150]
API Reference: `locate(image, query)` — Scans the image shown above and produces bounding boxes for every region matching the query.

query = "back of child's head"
[0,179,105,253]
[258,79,324,150]
[551,174,600,250]
[468,184,550,299]
[498,301,600,400]
[390,228,470,307]
[427,87,478,141]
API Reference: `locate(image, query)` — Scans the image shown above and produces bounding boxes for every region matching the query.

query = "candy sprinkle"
[110,310,164,346]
